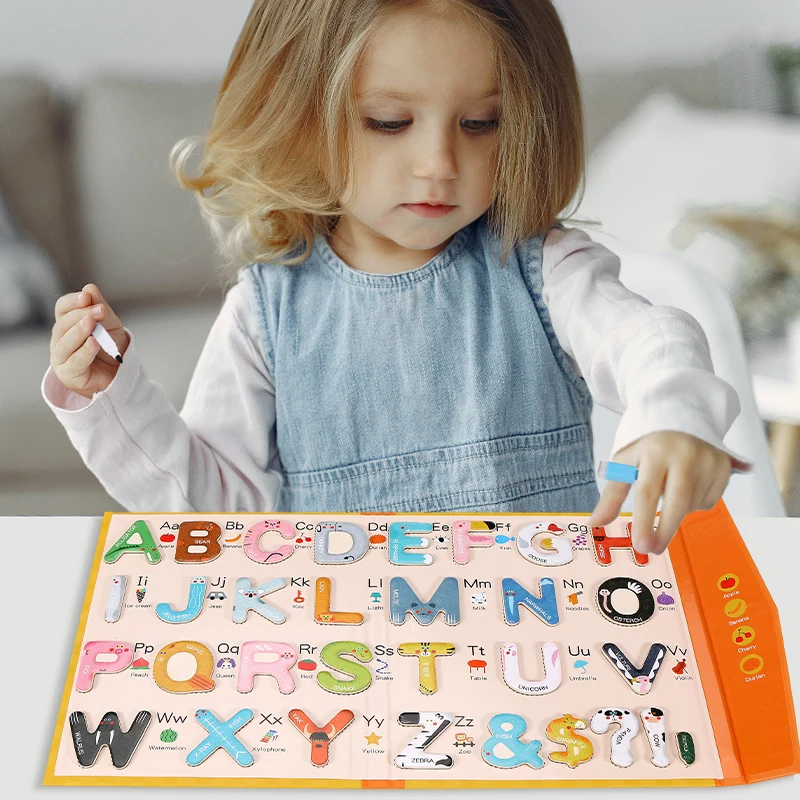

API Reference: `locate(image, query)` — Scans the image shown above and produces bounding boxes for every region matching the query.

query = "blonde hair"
[171,0,597,275]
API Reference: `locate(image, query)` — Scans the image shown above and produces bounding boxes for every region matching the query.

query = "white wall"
[556,0,800,70]
[0,0,798,91]
[0,1,253,90]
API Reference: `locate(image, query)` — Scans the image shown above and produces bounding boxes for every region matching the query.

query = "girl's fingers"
[54,288,100,325]
[690,449,720,510]
[57,328,101,384]
[52,314,97,370]
[588,479,631,527]
[54,290,87,319]
[51,302,106,349]
[700,466,732,512]
[631,462,664,553]
[79,283,124,334]
[652,471,694,555]
[52,284,124,348]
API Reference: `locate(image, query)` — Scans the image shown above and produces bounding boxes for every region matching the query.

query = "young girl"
[43,0,751,554]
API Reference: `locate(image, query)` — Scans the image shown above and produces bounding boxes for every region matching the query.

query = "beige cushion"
[71,76,224,307]
[0,72,79,287]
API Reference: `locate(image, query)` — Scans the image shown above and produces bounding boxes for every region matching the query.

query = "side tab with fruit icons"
[669,499,800,785]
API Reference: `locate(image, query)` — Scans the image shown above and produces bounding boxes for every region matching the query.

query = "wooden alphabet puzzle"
[45,501,799,787]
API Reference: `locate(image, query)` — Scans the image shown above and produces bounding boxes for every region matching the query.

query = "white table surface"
[3,515,798,798]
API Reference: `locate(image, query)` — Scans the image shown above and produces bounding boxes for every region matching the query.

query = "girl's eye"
[363,118,497,135]
[364,118,407,133]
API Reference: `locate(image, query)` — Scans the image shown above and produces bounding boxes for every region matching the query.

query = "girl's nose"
[412,130,458,182]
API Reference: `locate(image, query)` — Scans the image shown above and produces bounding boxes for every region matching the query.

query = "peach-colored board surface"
[47,512,722,786]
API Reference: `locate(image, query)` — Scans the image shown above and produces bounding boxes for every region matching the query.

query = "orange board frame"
[669,499,800,785]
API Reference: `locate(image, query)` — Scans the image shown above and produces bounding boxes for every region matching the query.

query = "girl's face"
[333,6,499,272]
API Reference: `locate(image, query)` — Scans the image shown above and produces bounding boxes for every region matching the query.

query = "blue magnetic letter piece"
[186,709,254,767]
[598,460,639,483]
[156,576,207,624]
[389,522,434,565]
[481,713,544,769]
[233,577,287,624]
[390,577,460,625]
[502,577,559,626]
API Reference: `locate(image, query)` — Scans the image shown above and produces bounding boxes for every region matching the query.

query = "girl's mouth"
[402,203,456,218]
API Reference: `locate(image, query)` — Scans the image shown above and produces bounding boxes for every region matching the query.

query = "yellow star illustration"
[364,731,382,745]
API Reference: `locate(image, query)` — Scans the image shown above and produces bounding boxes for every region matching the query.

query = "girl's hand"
[50,283,130,400]
[588,431,732,555]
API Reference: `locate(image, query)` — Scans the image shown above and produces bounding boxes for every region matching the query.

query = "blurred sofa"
[0,48,786,515]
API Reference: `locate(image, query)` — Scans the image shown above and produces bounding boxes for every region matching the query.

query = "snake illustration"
[546,714,594,769]
[316,641,373,695]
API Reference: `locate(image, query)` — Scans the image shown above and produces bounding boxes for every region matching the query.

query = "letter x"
[186,709,254,767]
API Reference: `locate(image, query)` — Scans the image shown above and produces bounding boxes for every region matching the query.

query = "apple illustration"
[721,576,736,589]
[160,533,176,543]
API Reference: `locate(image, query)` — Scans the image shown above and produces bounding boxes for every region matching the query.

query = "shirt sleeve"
[40,280,283,511]
[541,225,754,474]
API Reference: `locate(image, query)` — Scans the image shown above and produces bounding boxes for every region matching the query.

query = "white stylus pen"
[91,322,123,364]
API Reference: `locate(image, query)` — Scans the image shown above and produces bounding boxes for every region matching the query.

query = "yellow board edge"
[42,776,716,789]
[404,778,717,789]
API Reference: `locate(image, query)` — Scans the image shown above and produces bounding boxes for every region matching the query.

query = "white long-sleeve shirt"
[41,226,753,512]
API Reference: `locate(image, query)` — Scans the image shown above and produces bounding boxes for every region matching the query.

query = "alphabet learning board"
[45,501,799,787]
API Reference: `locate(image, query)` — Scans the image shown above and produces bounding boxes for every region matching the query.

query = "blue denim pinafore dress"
[240,213,599,512]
